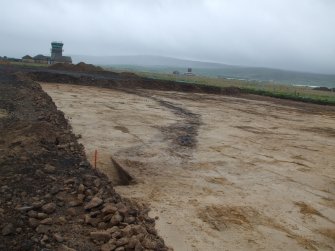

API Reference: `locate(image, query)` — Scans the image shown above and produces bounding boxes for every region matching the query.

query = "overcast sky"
[1,0,335,73]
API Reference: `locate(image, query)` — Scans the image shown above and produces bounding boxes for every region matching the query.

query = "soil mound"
[28,71,242,96]
[49,62,104,73]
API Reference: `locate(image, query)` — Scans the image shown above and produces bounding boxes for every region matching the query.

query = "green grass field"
[126,70,335,105]
[9,61,49,68]
[6,61,335,105]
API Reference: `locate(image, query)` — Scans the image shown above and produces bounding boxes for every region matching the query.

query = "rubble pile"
[49,62,104,73]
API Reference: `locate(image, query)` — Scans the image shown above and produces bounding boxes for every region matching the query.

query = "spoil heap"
[49,62,104,73]
[28,71,241,95]
[0,71,169,251]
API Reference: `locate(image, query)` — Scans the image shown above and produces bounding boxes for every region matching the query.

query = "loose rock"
[36,225,52,234]
[37,213,49,219]
[116,203,128,216]
[85,197,103,210]
[101,243,116,251]
[68,200,82,207]
[66,208,76,216]
[40,234,48,245]
[115,237,128,247]
[2,223,15,236]
[16,206,34,212]
[27,210,38,218]
[53,233,63,243]
[110,212,123,226]
[57,244,77,251]
[29,218,40,227]
[134,242,144,251]
[78,184,85,193]
[40,218,53,225]
[42,203,56,214]
[90,231,111,242]
[44,164,56,174]
[101,204,117,215]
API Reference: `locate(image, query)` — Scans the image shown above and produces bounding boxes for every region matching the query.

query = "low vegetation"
[7,61,335,105]
[8,61,49,68]
[114,69,335,105]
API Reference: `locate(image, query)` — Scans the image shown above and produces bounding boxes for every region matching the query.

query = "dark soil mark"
[295,201,335,224]
[113,125,129,133]
[155,99,201,149]
[235,126,265,134]
[108,87,202,151]
[302,127,335,137]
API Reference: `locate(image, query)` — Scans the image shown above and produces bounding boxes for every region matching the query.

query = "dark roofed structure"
[22,55,33,60]
[33,54,50,64]
[22,55,34,63]
[53,55,72,64]
[33,54,49,60]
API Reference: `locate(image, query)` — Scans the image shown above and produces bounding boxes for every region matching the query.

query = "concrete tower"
[51,42,63,60]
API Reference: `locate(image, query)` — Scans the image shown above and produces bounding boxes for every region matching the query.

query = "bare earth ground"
[41,83,335,251]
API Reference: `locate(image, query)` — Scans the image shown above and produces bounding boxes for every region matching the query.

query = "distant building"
[3,57,21,62]
[33,54,50,64]
[50,42,72,64]
[0,56,21,64]
[184,67,195,76]
[21,42,72,65]
[22,55,34,63]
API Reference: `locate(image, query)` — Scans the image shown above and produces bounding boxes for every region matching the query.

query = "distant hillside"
[72,55,229,68]
[71,55,335,88]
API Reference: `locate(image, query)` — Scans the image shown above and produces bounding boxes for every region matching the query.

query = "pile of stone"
[4,172,166,251]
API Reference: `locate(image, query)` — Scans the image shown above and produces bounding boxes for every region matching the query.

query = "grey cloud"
[1,0,334,73]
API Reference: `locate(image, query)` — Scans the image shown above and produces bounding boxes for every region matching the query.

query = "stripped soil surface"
[40,81,335,251]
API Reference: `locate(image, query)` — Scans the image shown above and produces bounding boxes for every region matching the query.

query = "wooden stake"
[94,149,97,169]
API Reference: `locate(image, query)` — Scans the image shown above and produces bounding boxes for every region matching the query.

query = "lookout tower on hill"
[51,42,63,59]
[50,41,72,64]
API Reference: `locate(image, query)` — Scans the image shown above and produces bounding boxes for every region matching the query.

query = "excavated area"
[0,69,169,251]
[38,79,335,251]
[2,64,335,251]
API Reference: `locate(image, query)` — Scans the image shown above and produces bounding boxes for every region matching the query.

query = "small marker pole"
[94,150,97,169]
